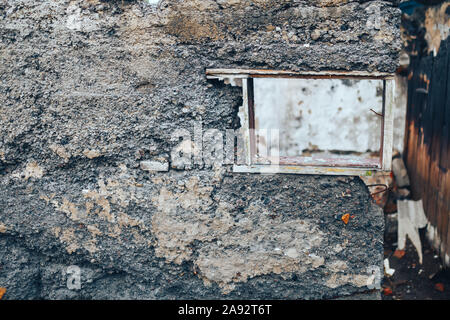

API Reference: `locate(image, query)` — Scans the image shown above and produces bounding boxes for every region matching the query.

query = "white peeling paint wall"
[393,75,407,153]
[255,76,407,156]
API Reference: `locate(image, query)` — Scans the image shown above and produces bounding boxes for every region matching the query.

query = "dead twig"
[367,184,389,196]
[370,109,384,117]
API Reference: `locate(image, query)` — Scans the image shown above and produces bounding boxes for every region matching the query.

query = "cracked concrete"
[0,0,399,299]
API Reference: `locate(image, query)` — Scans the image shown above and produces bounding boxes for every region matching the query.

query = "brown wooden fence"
[403,27,449,266]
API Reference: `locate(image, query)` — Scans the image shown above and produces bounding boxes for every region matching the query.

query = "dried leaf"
[0,287,6,300]
[341,214,350,225]
[435,283,445,292]
[393,250,406,259]
[383,287,393,296]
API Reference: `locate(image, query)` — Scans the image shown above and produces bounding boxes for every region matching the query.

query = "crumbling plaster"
[0,0,400,299]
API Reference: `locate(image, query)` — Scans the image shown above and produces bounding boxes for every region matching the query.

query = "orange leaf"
[0,288,6,300]
[393,250,406,259]
[435,283,445,292]
[341,214,350,225]
[383,287,393,296]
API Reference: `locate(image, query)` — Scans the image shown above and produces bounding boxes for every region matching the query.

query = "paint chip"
[397,200,428,264]
[384,258,395,276]
[341,214,350,225]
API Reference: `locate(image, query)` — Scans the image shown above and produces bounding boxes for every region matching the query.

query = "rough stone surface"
[0,0,399,299]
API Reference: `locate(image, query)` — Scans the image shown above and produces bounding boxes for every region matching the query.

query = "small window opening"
[206,69,395,176]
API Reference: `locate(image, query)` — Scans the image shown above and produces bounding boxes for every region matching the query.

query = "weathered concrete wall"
[0,0,400,299]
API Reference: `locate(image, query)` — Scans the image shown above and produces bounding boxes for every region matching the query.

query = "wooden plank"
[418,57,434,204]
[443,40,450,266]
[409,58,432,200]
[247,78,256,164]
[424,54,437,230]
[442,160,449,266]
[238,78,252,165]
[432,40,448,259]
[437,172,448,261]
[404,37,450,266]
[404,58,420,199]
[233,164,376,176]
[206,68,395,79]
[382,79,395,171]
[276,155,381,168]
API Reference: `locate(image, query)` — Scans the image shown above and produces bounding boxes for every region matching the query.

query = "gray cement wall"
[0,0,400,299]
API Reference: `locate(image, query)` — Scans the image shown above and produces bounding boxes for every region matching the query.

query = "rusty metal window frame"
[206,69,395,176]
